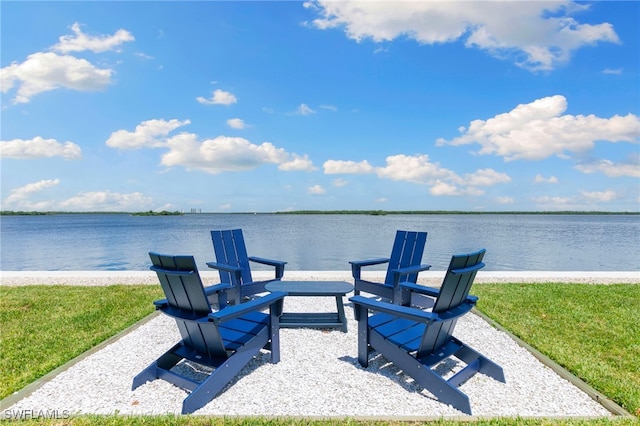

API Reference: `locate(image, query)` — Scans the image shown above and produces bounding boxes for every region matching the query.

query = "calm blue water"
[1,213,639,271]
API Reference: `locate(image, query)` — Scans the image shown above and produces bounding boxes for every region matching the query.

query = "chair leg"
[356,308,370,367]
[181,351,252,414]
[181,331,270,414]
[132,361,158,390]
[370,332,473,415]
[412,365,472,415]
[335,295,348,333]
[352,288,360,320]
[132,346,183,390]
[454,339,506,383]
[269,307,281,363]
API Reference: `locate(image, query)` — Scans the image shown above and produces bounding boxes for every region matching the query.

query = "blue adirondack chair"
[350,230,431,304]
[208,229,287,304]
[350,249,505,415]
[132,252,286,414]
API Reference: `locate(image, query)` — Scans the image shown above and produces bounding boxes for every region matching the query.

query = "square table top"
[264,280,353,296]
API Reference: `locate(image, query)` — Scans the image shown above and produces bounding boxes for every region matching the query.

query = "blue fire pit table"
[265,280,353,333]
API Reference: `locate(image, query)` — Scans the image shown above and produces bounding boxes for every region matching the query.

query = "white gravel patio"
[2,271,636,419]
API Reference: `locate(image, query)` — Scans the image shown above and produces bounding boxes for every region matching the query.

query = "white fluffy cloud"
[1,52,113,103]
[4,179,60,206]
[0,137,81,159]
[227,118,246,129]
[496,196,515,205]
[580,189,617,202]
[324,159,374,174]
[324,154,510,197]
[437,95,640,163]
[58,191,153,211]
[296,104,316,115]
[106,119,191,149]
[1,23,132,103]
[375,154,457,184]
[161,134,291,174]
[332,178,348,187]
[463,168,512,187]
[107,119,315,174]
[308,184,326,195]
[575,158,640,178]
[52,22,134,53]
[533,190,620,210]
[196,89,238,105]
[534,174,559,184]
[305,0,619,71]
[2,179,155,212]
[161,135,316,174]
[279,154,317,172]
[430,180,476,197]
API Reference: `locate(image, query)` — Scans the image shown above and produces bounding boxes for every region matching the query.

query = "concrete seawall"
[1,270,638,286]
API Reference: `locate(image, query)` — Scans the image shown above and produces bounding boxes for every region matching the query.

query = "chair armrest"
[205,262,244,304]
[204,282,234,295]
[153,298,168,309]
[351,294,475,323]
[400,281,479,304]
[153,284,232,310]
[400,281,440,297]
[150,265,196,276]
[248,256,287,279]
[206,261,242,274]
[350,295,436,323]
[350,258,390,267]
[451,262,485,275]
[206,261,243,286]
[349,258,390,279]
[209,291,287,324]
[158,305,209,322]
[204,283,234,307]
[390,263,432,285]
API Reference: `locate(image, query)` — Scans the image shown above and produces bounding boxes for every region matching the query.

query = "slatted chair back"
[211,229,254,286]
[148,252,226,360]
[432,249,485,313]
[417,249,485,358]
[383,230,428,285]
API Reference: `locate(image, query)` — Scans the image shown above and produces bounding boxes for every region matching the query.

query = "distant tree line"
[1,210,637,216]
[131,210,183,216]
[0,211,51,216]
[0,210,183,216]
[274,210,639,215]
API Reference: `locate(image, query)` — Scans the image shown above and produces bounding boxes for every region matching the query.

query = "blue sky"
[1,1,639,213]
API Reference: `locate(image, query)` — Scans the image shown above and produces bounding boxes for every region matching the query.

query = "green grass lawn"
[473,283,639,418]
[0,285,162,399]
[1,283,638,426]
[1,417,639,426]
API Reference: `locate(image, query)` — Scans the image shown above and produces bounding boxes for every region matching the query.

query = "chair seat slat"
[375,317,418,339]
